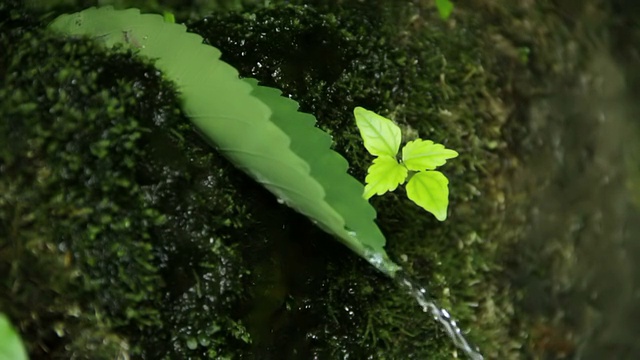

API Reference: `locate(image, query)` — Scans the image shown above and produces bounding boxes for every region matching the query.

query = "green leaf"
[405,171,450,221]
[402,139,459,171]
[243,78,390,263]
[0,314,28,360]
[353,107,401,157]
[49,7,401,276]
[363,156,408,199]
[435,0,454,20]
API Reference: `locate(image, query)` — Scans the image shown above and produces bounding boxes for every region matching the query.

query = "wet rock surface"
[2,0,638,359]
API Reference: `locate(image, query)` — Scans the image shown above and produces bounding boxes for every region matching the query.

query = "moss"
[191,3,521,358]
[1,1,549,359]
[0,10,270,358]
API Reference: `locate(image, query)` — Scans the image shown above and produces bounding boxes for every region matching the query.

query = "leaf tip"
[363,185,376,199]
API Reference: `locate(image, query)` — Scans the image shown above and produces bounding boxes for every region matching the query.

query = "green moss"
[2,1,530,359]
[191,4,520,358]
[0,13,267,359]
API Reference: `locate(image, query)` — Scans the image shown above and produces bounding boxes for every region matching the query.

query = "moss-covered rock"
[191,3,518,359]
[1,4,264,358]
[0,0,569,359]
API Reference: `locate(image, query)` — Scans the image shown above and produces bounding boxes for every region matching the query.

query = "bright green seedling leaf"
[0,314,28,360]
[406,171,450,221]
[364,155,408,199]
[402,139,459,171]
[435,0,454,20]
[353,107,458,222]
[354,107,402,157]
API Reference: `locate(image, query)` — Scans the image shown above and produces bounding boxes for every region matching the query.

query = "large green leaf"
[48,7,400,276]
[242,78,389,259]
[0,314,28,360]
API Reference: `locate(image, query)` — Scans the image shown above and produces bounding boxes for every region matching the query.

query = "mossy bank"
[0,0,590,359]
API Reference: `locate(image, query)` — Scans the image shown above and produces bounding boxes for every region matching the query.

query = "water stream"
[395,273,484,360]
[364,250,483,359]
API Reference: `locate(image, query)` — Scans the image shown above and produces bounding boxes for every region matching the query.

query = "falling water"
[396,273,484,360]
[363,250,483,359]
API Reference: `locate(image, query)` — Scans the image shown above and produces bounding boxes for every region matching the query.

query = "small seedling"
[354,107,458,221]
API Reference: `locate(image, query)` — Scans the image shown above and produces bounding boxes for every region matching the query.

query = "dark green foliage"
[2,1,522,359]
[191,4,490,179]
[0,0,40,37]
[192,4,514,358]
[0,22,259,358]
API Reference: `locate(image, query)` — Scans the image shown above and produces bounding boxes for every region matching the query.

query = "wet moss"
[0,12,268,359]
[1,1,535,359]
[191,3,519,359]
